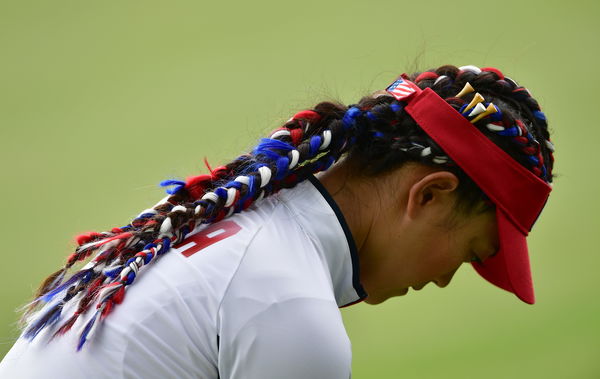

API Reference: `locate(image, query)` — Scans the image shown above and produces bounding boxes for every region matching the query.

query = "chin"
[364,296,386,305]
[363,288,409,305]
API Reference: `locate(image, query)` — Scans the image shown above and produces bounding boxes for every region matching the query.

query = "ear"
[405,171,459,220]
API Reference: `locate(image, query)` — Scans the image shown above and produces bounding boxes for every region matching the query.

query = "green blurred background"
[1,0,598,377]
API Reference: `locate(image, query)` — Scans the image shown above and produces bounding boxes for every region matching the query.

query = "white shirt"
[0,174,367,378]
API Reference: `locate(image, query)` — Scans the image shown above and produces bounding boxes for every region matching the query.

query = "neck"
[314,160,378,257]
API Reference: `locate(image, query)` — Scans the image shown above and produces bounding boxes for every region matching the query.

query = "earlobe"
[405,171,459,219]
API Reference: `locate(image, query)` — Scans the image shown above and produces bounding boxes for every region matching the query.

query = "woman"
[0,64,555,378]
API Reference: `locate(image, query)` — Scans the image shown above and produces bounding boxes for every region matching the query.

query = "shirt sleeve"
[218,297,352,379]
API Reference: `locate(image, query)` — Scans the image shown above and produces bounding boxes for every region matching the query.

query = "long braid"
[19,100,359,350]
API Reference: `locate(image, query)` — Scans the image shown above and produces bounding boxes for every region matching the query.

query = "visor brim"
[471,209,535,304]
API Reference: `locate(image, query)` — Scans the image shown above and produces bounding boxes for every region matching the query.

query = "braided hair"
[18,64,554,350]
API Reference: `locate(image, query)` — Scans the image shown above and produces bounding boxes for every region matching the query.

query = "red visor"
[386,77,551,304]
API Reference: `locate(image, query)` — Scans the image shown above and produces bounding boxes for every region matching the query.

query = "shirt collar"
[276,174,367,307]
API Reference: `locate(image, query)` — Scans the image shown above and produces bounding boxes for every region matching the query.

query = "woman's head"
[20,64,554,349]
[319,65,553,304]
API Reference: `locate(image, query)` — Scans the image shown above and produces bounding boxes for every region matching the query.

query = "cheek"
[412,234,464,282]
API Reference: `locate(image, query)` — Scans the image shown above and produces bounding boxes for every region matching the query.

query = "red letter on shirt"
[174,220,242,257]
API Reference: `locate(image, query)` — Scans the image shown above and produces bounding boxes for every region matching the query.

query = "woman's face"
[357,169,499,305]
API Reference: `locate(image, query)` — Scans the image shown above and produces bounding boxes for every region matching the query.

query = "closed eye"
[470,255,483,264]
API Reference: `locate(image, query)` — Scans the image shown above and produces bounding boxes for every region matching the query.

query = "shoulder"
[218,188,337,310]
[135,190,323,321]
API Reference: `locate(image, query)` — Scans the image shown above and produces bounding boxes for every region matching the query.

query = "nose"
[434,267,459,288]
